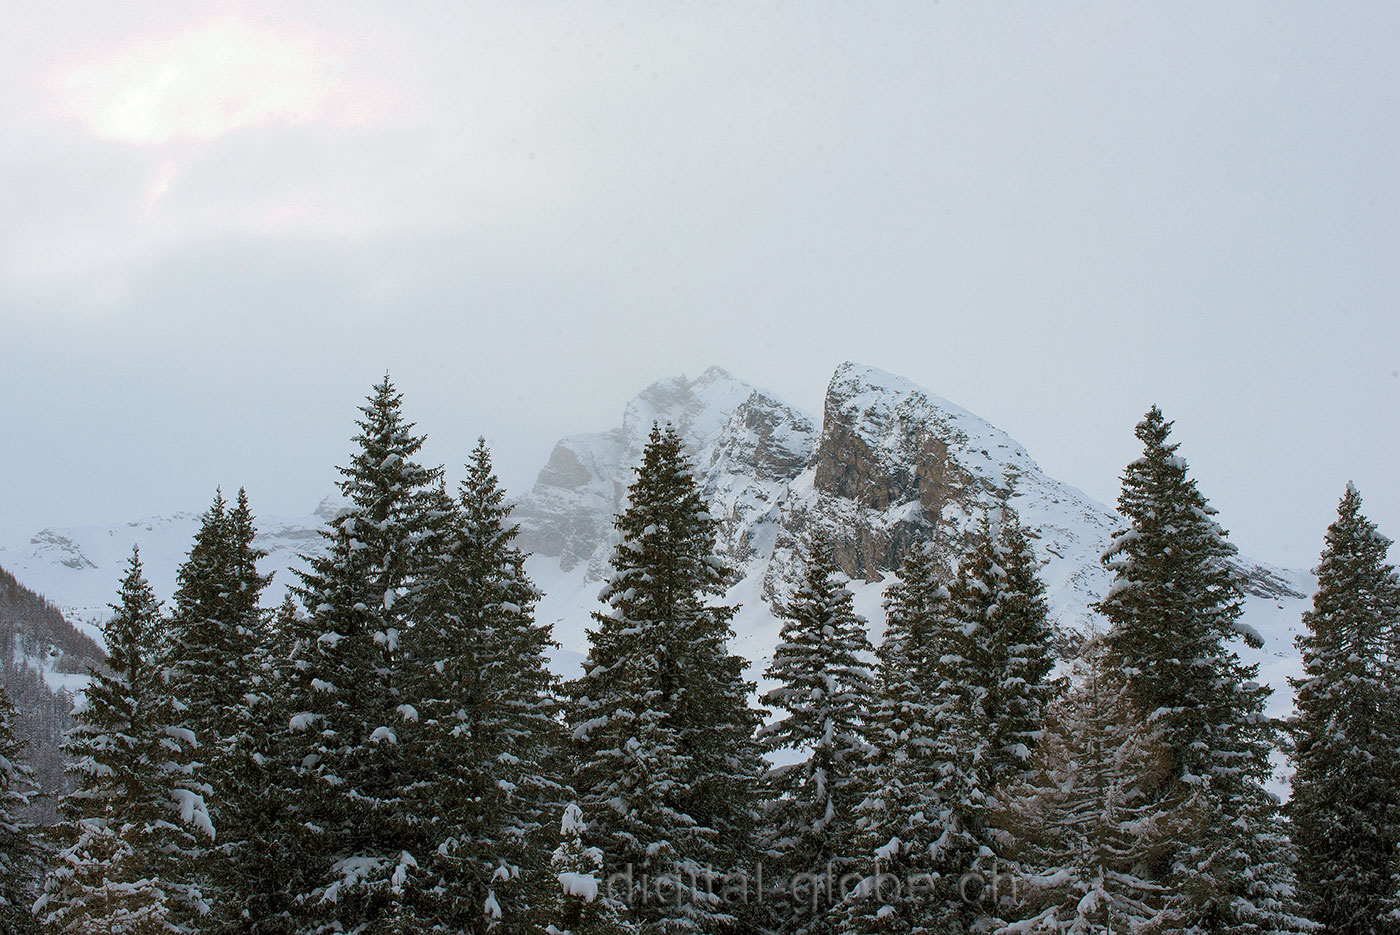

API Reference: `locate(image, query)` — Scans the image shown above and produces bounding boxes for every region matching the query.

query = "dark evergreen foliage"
[567,423,764,934]
[233,593,308,935]
[991,636,1189,934]
[758,529,875,934]
[840,540,953,934]
[1,681,41,933]
[403,439,565,932]
[980,512,1058,793]
[282,375,441,932]
[166,488,275,931]
[1289,484,1400,935]
[847,513,1056,932]
[36,549,213,934]
[1097,407,1308,934]
[548,803,634,935]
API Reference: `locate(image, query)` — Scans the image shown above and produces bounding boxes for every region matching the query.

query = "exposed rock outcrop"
[515,360,1303,637]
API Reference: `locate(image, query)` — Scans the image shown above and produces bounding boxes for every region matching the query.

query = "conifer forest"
[3,375,1398,935]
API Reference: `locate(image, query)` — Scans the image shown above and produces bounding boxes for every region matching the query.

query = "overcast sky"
[2,1,1396,570]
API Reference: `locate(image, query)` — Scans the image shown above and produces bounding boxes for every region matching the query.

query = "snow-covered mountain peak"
[515,367,809,577]
[620,366,758,453]
[829,361,980,424]
[824,360,1042,484]
[4,363,1316,757]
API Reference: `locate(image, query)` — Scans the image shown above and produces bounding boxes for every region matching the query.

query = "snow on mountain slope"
[520,361,1306,647]
[514,366,815,579]
[517,362,1315,789]
[3,362,1315,779]
[0,495,346,650]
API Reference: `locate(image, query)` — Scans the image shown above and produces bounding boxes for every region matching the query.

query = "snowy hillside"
[3,362,1315,756]
[518,362,1315,767]
[0,495,346,651]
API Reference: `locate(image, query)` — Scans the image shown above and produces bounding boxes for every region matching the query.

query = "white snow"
[1,363,1320,796]
[172,787,216,841]
[323,856,385,903]
[558,871,600,902]
[560,802,586,835]
[0,497,346,650]
[163,726,198,747]
[288,713,322,732]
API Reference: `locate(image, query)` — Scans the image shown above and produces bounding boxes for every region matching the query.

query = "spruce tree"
[758,529,875,934]
[839,540,952,934]
[404,439,564,932]
[166,487,273,930]
[845,515,1048,932]
[1,681,41,933]
[911,514,1012,932]
[920,510,1058,931]
[567,423,764,934]
[283,375,440,932]
[982,512,1057,792]
[1097,406,1308,934]
[234,593,307,935]
[1288,483,1400,935]
[36,548,214,934]
[991,637,1189,934]
[162,489,230,928]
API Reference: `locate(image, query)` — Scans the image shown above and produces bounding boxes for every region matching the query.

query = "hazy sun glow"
[50,19,371,145]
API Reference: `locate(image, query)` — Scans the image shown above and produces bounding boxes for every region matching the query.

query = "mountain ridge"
[0,362,1312,753]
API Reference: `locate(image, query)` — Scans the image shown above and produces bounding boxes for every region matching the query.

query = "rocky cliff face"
[751,364,1132,619]
[1,361,1308,677]
[802,363,1016,578]
[700,389,818,576]
[517,361,1305,639]
[512,366,811,579]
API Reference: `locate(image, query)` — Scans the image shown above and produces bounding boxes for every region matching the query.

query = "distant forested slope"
[1,564,104,822]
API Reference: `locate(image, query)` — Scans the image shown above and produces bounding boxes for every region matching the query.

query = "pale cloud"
[0,2,1395,570]
[45,18,385,146]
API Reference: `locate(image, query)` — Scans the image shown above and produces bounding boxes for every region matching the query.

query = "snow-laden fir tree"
[283,375,441,932]
[1097,406,1308,934]
[839,540,951,935]
[567,423,764,934]
[36,548,214,935]
[907,513,1026,932]
[844,512,1056,933]
[233,593,307,935]
[980,511,1057,793]
[991,636,1191,935]
[165,488,273,931]
[1,681,41,933]
[758,529,875,934]
[213,489,281,930]
[403,438,565,933]
[167,489,236,728]
[548,803,633,935]
[920,510,1058,931]
[1288,483,1400,935]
